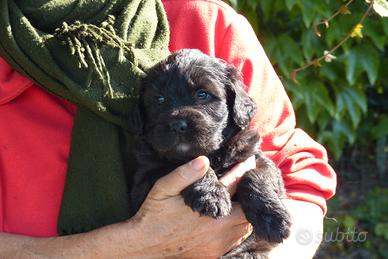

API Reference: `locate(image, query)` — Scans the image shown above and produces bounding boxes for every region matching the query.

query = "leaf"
[347,100,362,127]
[297,1,318,28]
[344,86,367,113]
[302,29,321,60]
[344,45,380,85]
[303,88,321,123]
[269,35,303,77]
[373,0,388,17]
[258,1,274,21]
[246,0,259,10]
[372,115,388,139]
[339,91,362,127]
[343,215,356,230]
[317,110,331,130]
[335,87,367,128]
[311,82,336,116]
[315,0,333,17]
[320,62,344,81]
[383,19,388,35]
[374,223,388,240]
[333,119,356,144]
[310,1,333,24]
[290,81,335,123]
[285,0,297,10]
[361,48,381,86]
[345,49,361,85]
[364,19,386,50]
[318,130,346,159]
[300,7,312,28]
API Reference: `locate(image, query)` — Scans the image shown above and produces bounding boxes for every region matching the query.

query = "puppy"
[128,49,291,258]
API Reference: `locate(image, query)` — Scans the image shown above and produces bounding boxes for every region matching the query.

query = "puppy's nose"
[169,120,188,133]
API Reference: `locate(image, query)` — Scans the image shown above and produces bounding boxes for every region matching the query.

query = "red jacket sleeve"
[218,13,337,214]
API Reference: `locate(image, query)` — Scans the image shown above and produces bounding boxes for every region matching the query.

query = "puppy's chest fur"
[128,127,260,216]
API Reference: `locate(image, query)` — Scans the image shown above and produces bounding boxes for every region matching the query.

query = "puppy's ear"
[127,101,144,135]
[226,66,257,129]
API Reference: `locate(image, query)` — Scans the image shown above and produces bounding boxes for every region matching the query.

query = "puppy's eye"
[195,90,212,102]
[155,95,165,105]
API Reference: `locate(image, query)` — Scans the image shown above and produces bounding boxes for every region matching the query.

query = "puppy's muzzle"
[169,119,188,134]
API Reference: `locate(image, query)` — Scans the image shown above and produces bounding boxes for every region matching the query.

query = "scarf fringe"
[54,15,135,98]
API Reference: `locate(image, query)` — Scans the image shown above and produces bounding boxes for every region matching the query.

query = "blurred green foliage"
[226,0,388,159]
[224,1,388,257]
[325,187,388,258]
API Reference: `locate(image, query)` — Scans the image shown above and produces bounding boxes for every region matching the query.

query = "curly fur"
[128,49,291,258]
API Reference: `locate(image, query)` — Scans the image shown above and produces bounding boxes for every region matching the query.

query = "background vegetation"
[225,0,388,258]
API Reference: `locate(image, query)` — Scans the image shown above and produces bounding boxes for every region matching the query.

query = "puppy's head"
[129,49,256,161]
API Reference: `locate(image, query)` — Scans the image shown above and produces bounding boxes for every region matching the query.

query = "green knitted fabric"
[0,0,170,235]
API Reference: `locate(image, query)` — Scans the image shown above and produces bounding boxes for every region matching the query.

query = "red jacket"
[0,0,336,237]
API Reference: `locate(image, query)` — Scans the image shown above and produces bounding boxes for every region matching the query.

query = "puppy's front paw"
[248,200,291,243]
[182,181,232,218]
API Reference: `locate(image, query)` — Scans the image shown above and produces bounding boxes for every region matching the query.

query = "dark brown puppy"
[128,49,291,258]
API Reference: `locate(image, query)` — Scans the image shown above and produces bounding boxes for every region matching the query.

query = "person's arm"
[268,200,323,259]
[0,156,255,259]
[215,9,334,258]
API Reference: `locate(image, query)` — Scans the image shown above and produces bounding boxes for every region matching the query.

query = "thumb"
[149,156,209,199]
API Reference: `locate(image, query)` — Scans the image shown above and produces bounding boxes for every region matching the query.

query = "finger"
[225,223,253,253]
[223,203,249,225]
[149,156,209,199]
[219,156,256,195]
[231,222,253,240]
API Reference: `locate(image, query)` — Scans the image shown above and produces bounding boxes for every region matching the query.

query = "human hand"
[129,156,255,258]
[0,156,256,258]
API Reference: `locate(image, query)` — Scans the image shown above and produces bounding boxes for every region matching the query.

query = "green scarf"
[0,0,170,235]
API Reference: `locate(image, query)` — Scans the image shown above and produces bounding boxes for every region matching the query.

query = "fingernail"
[189,156,207,171]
